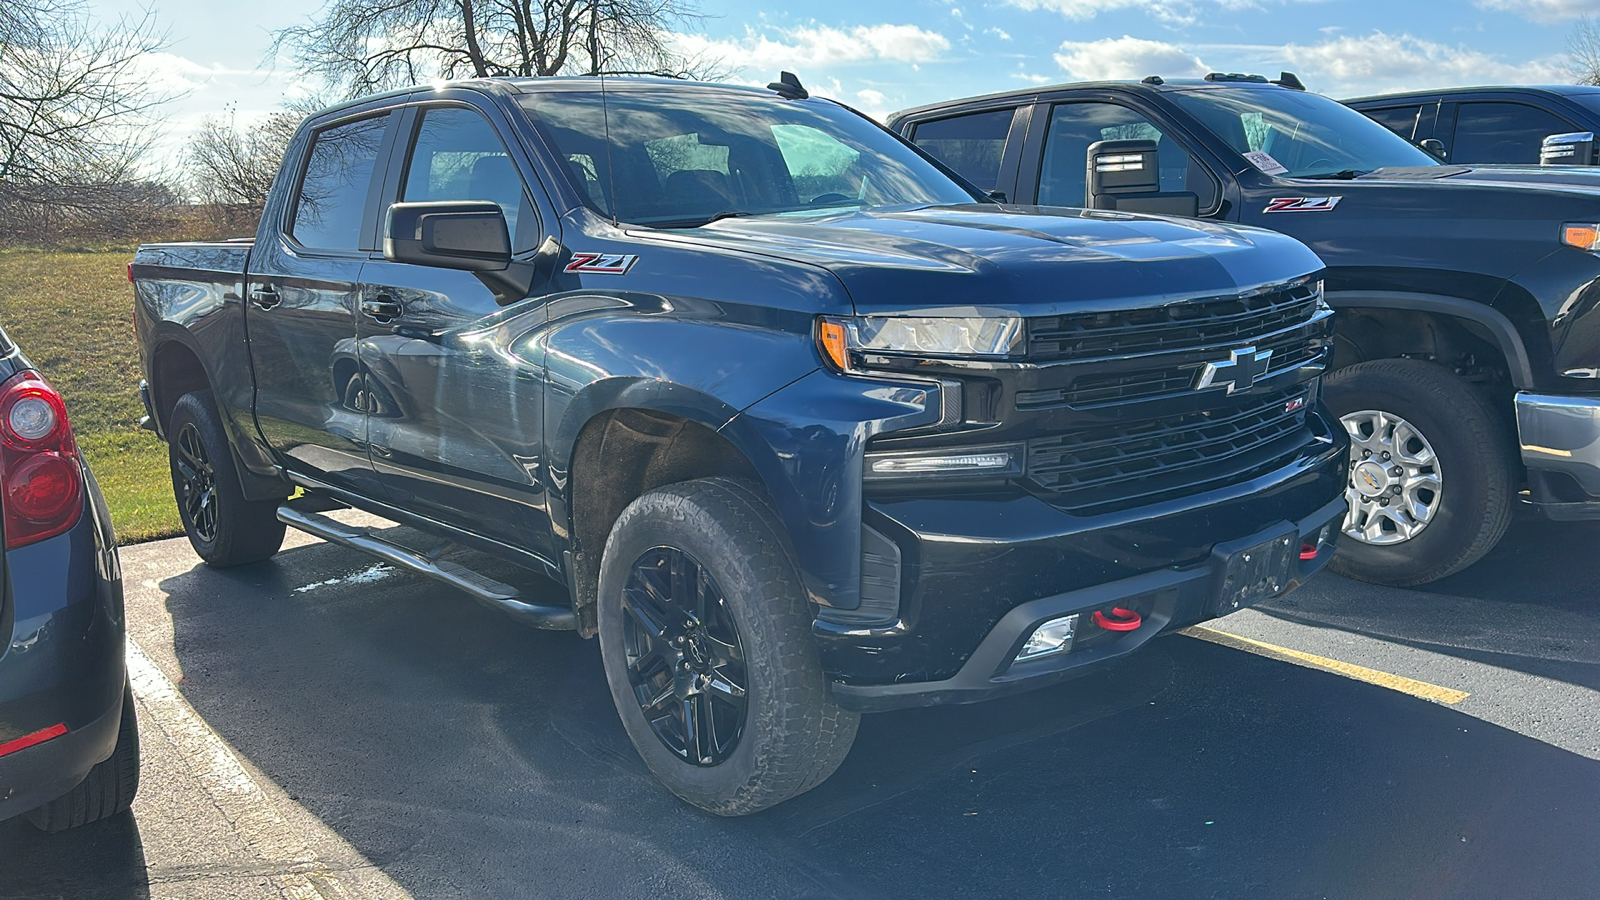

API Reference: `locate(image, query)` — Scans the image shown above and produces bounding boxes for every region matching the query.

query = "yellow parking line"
[1180,625,1471,705]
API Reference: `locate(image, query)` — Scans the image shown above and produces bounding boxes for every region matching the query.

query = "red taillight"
[0,370,83,547]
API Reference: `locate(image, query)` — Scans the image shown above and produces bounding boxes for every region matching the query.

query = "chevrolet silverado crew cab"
[132,75,1346,814]
[895,73,1600,586]
[1345,85,1600,166]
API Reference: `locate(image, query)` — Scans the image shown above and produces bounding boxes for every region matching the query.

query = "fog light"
[1016,614,1078,663]
[864,443,1023,480]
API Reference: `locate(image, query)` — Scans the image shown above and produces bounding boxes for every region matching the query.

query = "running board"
[276,506,577,631]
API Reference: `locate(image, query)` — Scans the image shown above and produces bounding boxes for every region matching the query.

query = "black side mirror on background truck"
[384,201,537,304]
[1541,132,1597,166]
[1419,138,1447,161]
[1085,138,1199,217]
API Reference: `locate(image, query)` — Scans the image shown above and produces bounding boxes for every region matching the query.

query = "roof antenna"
[767,71,809,100]
[599,71,620,228]
[1271,71,1306,91]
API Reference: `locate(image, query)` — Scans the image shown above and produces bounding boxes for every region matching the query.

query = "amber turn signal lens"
[817,319,849,371]
[1563,224,1600,251]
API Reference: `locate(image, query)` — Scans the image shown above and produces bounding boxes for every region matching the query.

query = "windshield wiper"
[1297,169,1367,180]
[646,210,758,229]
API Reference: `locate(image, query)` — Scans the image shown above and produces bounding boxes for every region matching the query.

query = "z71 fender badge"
[1265,197,1342,213]
[564,252,639,274]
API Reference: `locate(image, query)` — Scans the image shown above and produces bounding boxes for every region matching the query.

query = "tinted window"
[1451,102,1576,165]
[292,115,389,251]
[910,108,1016,192]
[403,107,535,249]
[1362,105,1424,142]
[519,90,975,227]
[1037,102,1216,209]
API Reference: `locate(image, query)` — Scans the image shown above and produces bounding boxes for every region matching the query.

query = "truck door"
[355,102,559,559]
[1022,96,1224,217]
[246,110,397,497]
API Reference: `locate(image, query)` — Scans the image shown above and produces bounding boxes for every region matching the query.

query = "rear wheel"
[168,390,285,566]
[27,681,140,832]
[596,478,858,815]
[1323,358,1513,586]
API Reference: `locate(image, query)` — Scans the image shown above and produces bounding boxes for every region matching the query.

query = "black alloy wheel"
[174,421,219,543]
[621,547,748,766]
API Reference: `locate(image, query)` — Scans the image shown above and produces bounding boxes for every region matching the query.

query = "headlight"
[817,315,1023,371]
[1563,223,1600,251]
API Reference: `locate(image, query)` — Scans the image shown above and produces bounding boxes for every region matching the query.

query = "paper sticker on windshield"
[565,252,639,275]
[1243,150,1289,175]
[1265,197,1343,213]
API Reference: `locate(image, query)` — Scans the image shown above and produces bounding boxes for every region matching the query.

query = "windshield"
[518,88,977,227]
[1169,87,1439,177]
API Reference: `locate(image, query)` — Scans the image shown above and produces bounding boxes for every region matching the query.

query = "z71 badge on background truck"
[132,75,1346,814]
[895,73,1600,586]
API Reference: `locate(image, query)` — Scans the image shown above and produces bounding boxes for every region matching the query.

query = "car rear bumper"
[0,465,127,822]
[818,422,1348,712]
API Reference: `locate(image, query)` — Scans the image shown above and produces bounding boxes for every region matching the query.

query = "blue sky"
[95,0,1599,153]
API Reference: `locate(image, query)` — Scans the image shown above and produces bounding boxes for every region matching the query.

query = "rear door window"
[1449,101,1578,165]
[910,108,1017,193]
[291,114,390,252]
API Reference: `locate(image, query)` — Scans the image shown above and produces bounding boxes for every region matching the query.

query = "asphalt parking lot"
[2,510,1597,900]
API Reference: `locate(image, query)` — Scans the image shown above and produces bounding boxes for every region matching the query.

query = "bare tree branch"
[1569,16,1600,86]
[271,0,716,97]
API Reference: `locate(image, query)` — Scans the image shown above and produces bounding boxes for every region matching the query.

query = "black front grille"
[1027,279,1322,362]
[1025,386,1313,515]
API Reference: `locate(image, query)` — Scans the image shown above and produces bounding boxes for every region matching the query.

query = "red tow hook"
[1092,607,1142,632]
[1299,542,1318,561]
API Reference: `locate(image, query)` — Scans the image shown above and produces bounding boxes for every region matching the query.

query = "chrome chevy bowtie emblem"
[1195,346,1274,394]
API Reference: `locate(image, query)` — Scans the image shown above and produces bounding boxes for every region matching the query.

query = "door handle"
[249,287,280,310]
[361,297,404,322]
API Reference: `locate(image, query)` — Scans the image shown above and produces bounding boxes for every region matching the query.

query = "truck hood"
[1353,164,1600,196]
[662,204,1323,317]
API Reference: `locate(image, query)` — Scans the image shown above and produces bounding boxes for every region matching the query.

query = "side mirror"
[1541,132,1597,166]
[1086,138,1199,218]
[385,201,511,271]
[1419,138,1447,161]
[986,190,1008,203]
[384,201,535,304]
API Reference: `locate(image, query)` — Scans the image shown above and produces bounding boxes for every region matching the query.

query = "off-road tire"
[596,478,859,815]
[168,390,285,566]
[1323,358,1514,586]
[27,681,140,832]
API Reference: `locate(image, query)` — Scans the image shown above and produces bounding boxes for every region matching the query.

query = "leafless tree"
[0,0,172,213]
[185,106,306,207]
[272,0,713,98]
[1567,16,1600,86]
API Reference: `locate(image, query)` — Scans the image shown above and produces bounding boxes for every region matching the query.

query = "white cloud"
[1474,0,1600,23]
[667,22,950,79]
[1006,0,1318,25]
[1053,36,1209,81]
[1269,32,1568,94]
[986,27,1014,41]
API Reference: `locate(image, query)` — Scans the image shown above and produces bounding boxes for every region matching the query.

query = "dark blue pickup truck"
[132,76,1346,814]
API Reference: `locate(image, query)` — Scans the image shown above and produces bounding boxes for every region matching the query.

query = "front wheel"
[1322,358,1513,586]
[596,478,859,815]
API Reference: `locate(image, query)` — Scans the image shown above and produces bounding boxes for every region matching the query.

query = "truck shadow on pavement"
[1257,512,1600,693]
[93,522,1600,899]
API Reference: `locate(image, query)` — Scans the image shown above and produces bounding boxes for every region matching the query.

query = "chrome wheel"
[1340,409,1442,545]
[621,546,748,767]
[174,421,218,543]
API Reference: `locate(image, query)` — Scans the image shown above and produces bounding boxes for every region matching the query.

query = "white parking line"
[126,638,413,900]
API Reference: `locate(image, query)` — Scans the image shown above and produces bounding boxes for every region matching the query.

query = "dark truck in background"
[895,74,1600,586]
[132,75,1346,814]
[1345,84,1600,166]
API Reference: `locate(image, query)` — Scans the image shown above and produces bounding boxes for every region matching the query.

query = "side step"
[276,506,577,631]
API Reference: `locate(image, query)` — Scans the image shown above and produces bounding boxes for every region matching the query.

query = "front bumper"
[821,426,1348,712]
[1515,392,1600,520]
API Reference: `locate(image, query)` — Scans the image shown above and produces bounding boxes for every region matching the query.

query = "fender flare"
[1326,290,1537,389]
